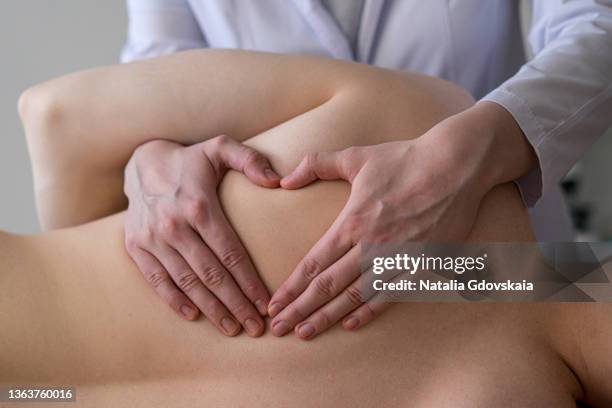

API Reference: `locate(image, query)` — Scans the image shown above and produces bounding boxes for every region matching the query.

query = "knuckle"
[343,213,359,232]
[166,292,186,309]
[287,304,305,322]
[316,310,332,328]
[277,287,295,304]
[175,271,201,293]
[326,230,346,250]
[244,149,264,168]
[239,278,261,298]
[313,274,336,298]
[343,213,364,238]
[140,226,155,243]
[144,268,169,289]
[158,217,180,238]
[229,300,250,317]
[303,152,319,169]
[215,134,231,144]
[203,299,225,319]
[362,304,376,320]
[185,199,208,224]
[300,258,323,282]
[200,264,226,288]
[344,286,365,306]
[210,134,230,150]
[124,236,139,253]
[220,248,246,270]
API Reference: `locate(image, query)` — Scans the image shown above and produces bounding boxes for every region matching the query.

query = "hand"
[124,135,280,337]
[267,102,537,340]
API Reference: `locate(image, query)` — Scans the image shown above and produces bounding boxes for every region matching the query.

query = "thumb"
[281,150,354,190]
[210,135,280,187]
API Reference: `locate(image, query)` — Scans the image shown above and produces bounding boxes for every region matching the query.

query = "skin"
[9,50,612,406]
[0,211,594,407]
[268,102,535,337]
[267,100,538,337]
[18,50,346,336]
[19,50,475,337]
[123,137,281,337]
[2,122,611,406]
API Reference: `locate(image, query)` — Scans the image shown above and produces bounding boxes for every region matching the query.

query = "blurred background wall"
[0,1,610,239]
[0,1,126,233]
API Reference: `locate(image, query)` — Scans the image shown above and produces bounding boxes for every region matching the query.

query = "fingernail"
[255,299,268,316]
[271,320,290,337]
[297,322,316,339]
[280,177,291,188]
[264,168,279,180]
[343,316,360,330]
[180,305,196,319]
[244,318,261,336]
[221,317,240,335]
[268,303,282,318]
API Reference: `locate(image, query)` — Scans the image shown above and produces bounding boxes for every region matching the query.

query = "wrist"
[125,140,183,198]
[418,101,538,200]
[130,139,183,175]
[467,101,537,187]
[428,101,538,193]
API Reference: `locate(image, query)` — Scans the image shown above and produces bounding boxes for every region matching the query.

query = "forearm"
[20,50,359,168]
[19,49,473,229]
[483,1,612,204]
[18,50,362,229]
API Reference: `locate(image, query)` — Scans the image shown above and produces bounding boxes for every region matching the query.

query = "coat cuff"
[481,89,548,208]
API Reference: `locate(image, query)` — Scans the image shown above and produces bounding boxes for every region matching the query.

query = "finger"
[293,272,388,340]
[187,197,271,317]
[171,225,265,337]
[153,242,242,337]
[281,150,352,190]
[128,247,199,321]
[268,209,354,319]
[270,246,360,337]
[340,260,398,331]
[209,134,280,187]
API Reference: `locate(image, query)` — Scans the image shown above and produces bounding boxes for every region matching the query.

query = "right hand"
[123,135,280,337]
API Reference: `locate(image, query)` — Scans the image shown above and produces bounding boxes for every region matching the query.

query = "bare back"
[1,69,604,407]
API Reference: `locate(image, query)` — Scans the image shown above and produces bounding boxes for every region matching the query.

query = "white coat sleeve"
[121,0,207,63]
[482,0,612,206]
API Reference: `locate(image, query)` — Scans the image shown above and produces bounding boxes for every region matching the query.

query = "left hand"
[267,102,537,340]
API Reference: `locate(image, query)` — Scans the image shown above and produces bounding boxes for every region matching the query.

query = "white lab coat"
[122,0,612,241]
